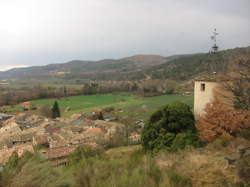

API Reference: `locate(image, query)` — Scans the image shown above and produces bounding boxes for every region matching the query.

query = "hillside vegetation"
[146,47,250,80]
[0,47,249,82]
[1,138,249,187]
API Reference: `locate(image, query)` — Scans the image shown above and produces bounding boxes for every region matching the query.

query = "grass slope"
[3,138,249,187]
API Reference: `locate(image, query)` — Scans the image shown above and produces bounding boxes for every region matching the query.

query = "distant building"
[33,135,49,147]
[21,102,36,111]
[0,113,13,121]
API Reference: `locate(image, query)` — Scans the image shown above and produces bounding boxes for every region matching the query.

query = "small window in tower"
[201,83,205,91]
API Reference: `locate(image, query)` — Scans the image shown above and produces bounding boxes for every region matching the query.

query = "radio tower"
[210,28,219,53]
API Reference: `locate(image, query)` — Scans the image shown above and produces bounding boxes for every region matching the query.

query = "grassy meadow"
[32,93,194,119]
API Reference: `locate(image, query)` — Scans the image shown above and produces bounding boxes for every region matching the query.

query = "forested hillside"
[146,46,250,80]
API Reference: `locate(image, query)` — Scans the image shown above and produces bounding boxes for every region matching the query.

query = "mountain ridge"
[0,46,249,82]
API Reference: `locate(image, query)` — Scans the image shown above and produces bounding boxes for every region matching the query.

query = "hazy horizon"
[1,45,250,72]
[0,0,249,71]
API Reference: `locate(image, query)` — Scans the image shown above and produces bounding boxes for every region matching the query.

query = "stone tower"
[194,78,219,117]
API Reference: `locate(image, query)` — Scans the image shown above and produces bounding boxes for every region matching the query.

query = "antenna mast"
[210,28,219,53]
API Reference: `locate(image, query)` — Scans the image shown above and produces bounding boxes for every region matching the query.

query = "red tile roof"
[47,146,75,160]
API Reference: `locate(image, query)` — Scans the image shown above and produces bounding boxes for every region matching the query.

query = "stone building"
[194,73,233,118]
[194,77,219,117]
[0,113,13,121]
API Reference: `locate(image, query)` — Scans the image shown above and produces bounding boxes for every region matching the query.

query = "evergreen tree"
[52,101,61,119]
[141,102,201,152]
[63,86,67,97]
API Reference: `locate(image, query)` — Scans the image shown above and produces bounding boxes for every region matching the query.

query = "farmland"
[32,93,193,120]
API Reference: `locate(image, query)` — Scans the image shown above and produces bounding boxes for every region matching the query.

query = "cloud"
[0,0,249,67]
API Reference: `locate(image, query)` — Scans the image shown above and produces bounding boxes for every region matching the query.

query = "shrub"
[104,131,128,149]
[197,100,250,142]
[208,138,231,150]
[166,169,192,187]
[18,151,34,165]
[0,151,34,186]
[142,102,201,152]
[237,129,250,141]
[171,132,203,151]
[52,101,61,119]
[236,154,250,185]
[5,151,19,169]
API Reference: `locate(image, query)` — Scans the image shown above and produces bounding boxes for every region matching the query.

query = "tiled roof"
[70,126,83,133]
[86,127,105,135]
[11,133,33,142]
[47,146,75,160]
[34,135,48,145]
[195,74,230,82]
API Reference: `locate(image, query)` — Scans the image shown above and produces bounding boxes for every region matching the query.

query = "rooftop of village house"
[0,112,141,165]
[0,113,14,120]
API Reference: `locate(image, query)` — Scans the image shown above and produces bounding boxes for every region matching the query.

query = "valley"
[1,0,249,186]
[0,47,249,187]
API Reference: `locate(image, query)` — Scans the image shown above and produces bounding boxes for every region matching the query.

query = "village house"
[0,121,22,135]
[0,140,13,149]
[0,144,33,164]
[0,111,137,166]
[43,146,76,166]
[33,135,49,147]
[0,113,13,121]
[21,102,36,111]
[10,133,33,146]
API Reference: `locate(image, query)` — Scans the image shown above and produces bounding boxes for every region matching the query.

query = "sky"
[0,0,249,71]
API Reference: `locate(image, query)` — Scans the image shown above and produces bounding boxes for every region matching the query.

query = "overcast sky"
[0,0,249,71]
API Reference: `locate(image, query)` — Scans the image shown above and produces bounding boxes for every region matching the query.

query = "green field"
[32,93,193,120]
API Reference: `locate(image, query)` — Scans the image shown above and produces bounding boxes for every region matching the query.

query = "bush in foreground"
[237,129,250,141]
[141,102,201,152]
[0,151,33,187]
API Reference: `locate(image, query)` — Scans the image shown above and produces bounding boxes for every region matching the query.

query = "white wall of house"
[194,81,218,117]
